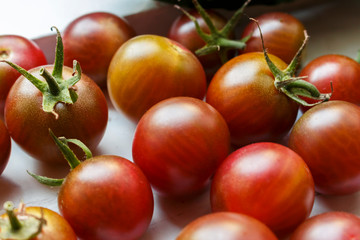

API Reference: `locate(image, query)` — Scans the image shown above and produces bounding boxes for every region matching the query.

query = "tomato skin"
[288,100,360,195]
[0,118,10,175]
[168,9,230,78]
[63,12,136,88]
[241,12,305,64]
[0,35,47,116]
[0,206,77,240]
[206,52,298,147]
[58,155,154,240]
[4,65,108,164]
[132,97,230,197]
[210,142,315,237]
[107,35,207,122]
[290,212,360,240]
[299,54,360,112]
[176,212,278,240]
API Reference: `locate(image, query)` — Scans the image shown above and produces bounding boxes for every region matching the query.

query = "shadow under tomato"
[314,191,360,215]
[0,176,21,206]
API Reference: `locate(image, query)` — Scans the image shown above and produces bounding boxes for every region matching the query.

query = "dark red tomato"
[168,9,230,78]
[241,12,305,64]
[206,52,298,147]
[176,212,278,240]
[0,202,77,240]
[290,211,360,240]
[0,35,47,115]
[63,12,136,88]
[107,34,207,122]
[5,65,108,164]
[0,119,10,175]
[58,155,154,240]
[211,142,315,238]
[288,100,360,195]
[299,54,360,112]
[132,97,230,197]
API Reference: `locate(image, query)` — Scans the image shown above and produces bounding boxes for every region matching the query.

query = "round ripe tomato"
[206,52,298,147]
[210,142,315,237]
[63,12,136,88]
[176,212,278,240]
[0,35,47,115]
[0,119,10,175]
[5,65,108,164]
[241,12,305,64]
[0,202,77,240]
[288,100,360,195]
[107,34,207,122]
[290,212,360,240]
[299,54,360,112]
[168,9,230,78]
[58,155,154,240]
[132,97,230,197]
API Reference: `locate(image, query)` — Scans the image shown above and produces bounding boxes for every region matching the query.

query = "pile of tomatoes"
[1,0,360,239]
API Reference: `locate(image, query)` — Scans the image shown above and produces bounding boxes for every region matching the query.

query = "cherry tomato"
[299,54,360,112]
[176,212,278,240]
[211,142,315,237]
[168,9,230,78]
[0,202,77,240]
[132,97,230,197]
[288,100,360,195]
[0,35,47,116]
[107,34,207,122]
[241,12,305,64]
[206,52,298,147]
[5,65,108,164]
[63,12,136,88]
[0,118,11,175]
[290,211,360,240]
[59,155,154,240]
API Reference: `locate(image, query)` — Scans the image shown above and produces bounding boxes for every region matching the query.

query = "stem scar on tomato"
[0,27,81,119]
[251,17,332,106]
[175,0,252,63]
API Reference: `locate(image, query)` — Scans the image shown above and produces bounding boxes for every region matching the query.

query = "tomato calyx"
[252,18,332,107]
[176,0,251,63]
[0,201,45,240]
[0,27,81,119]
[27,129,93,187]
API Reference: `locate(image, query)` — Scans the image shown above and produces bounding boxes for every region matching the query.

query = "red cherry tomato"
[206,52,298,147]
[5,65,108,164]
[0,119,10,175]
[241,12,305,64]
[288,100,360,195]
[107,34,207,122]
[168,9,230,78]
[0,35,47,115]
[0,202,77,240]
[132,97,230,197]
[210,142,315,237]
[290,212,360,240]
[176,212,278,240]
[299,54,360,112]
[63,12,136,87]
[58,155,154,240]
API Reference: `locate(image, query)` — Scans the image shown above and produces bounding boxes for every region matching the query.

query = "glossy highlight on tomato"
[132,97,230,197]
[288,100,360,195]
[206,52,298,147]
[63,12,136,87]
[241,12,305,64]
[210,142,315,237]
[107,34,207,122]
[176,212,278,240]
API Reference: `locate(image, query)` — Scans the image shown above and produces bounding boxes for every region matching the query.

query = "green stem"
[192,0,218,35]
[51,26,64,79]
[4,201,22,231]
[27,171,64,186]
[220,0,251,36]
[40,67,60,96]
